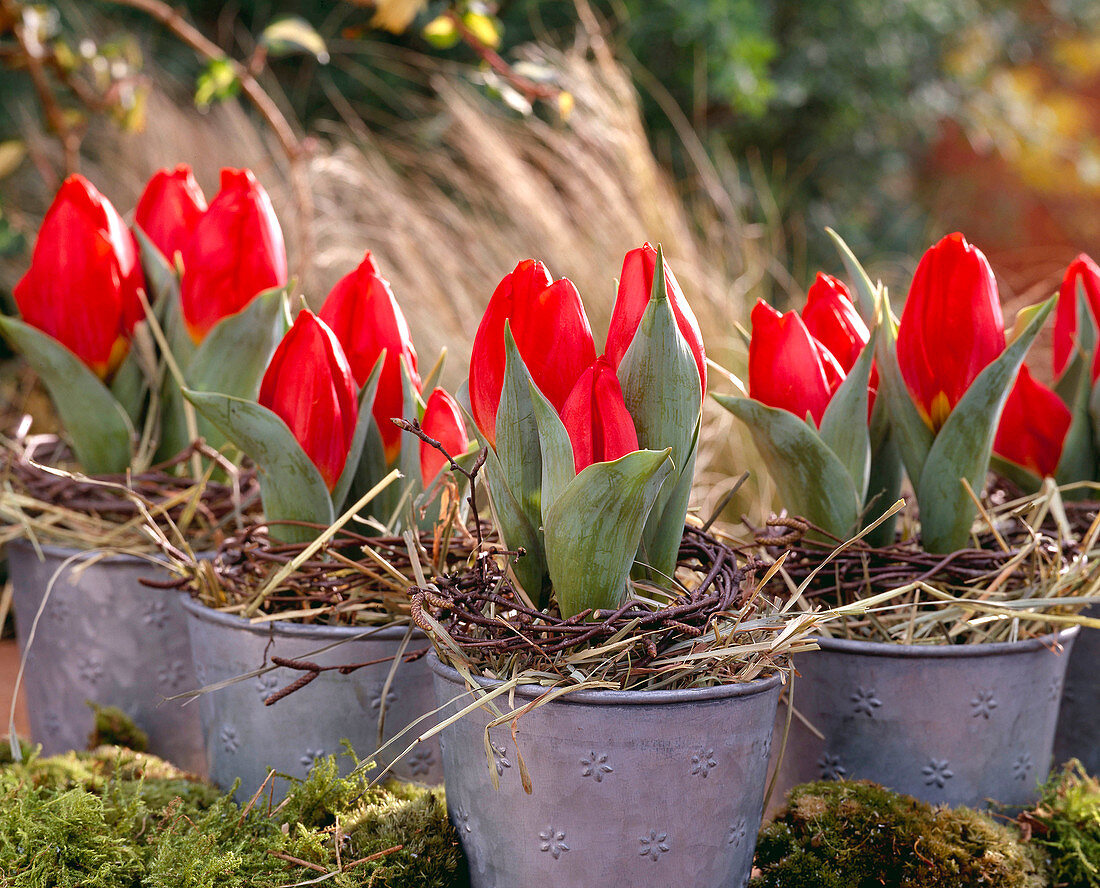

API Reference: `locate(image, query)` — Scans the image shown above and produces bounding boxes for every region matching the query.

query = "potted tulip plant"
[173,254,470,794]
[408,244,820,888]
[720,231,1096,809]
[0,166,286,771]
[986,253,1100,774]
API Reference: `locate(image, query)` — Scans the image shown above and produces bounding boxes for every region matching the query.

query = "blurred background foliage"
[1,0,1099,519]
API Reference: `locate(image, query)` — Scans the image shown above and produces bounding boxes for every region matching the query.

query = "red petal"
[994,364,1071,478]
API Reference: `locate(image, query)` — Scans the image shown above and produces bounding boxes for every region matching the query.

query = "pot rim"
[809,626,1079,659]
[5,537,185,567]
[429,651,783,706]
[181,593,424,641]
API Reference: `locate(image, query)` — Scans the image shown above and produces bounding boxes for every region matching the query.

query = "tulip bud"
[13,174,145,380]
[319,252,420,464]
[605,243,706,395]
[748,300,844,425]
[560,356,640,472]
[180,168,287,343]
[134,165,207,263]
[420,387,469,485]
[994,364,1071,478]
[1052,253,1100,379]
[469,259,597,444]
[896,232,1005,431]
[258,310,358,492]
[802,272,878,413]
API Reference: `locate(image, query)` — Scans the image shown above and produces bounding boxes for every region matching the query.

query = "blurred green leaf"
[422,15,460,49]
[195,58,240,110]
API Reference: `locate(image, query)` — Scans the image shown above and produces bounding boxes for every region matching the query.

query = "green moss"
[1021,760,1100,887]
[752,779,1047,888]
[87,703,149,752]
[0,744,464,887]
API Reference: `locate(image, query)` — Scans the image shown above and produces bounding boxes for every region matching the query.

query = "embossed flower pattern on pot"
[851,686,882,717]
[539,827,569,859]
[970,689,998,719]
[639,830,670,862]
[818,752,847,780]
[690,748,717,778]
[922,758,954,788]
[580,751,613,782]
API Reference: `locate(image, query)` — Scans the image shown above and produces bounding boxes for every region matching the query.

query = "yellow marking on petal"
[929,391,952,432]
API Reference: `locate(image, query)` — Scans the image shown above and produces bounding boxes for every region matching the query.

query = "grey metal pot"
[182,596,442,796]
[8,540,205,773]
[770,629,1078,809]
[431,655,782,888]
[1054,604,1099,773]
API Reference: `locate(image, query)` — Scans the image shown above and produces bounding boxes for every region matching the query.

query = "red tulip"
[896,233,1005,431]
[258,310,358,492]
[319,252,420,464]
[13,174,145,379]
[420,388,469,485]
[134,165,207,263]
[748,300,844,426]
[469,259,597,444]
[180,168,287,343]
[994,364,1071,478]
[1052,253,1100,380]
[605,243,706,395]
[801,272,878,413]
[559,356,640,472]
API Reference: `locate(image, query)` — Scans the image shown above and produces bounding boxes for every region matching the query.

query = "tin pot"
[1054,604,1099,773]
[182,596,442,796]
[431,655,781,888]
[771,629,1078,808]
[8,540,205,772]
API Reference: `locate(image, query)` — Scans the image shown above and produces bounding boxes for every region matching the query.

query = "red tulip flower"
[258,311,358,492]
[1052,252,1100,380]
[896,233,1005,431]
[559,356,640,473]
[605,243,706,395]
[420,387,469,485]
[13,174,145,380]
[319,252,420,463]
[748,300,844,426]
[994,364,1071,478]
[180,168,287,343]
[469,259,597,444]
[134,165,207,263]
[801,272,878,412]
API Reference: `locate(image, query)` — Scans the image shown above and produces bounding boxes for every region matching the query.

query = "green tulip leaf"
[332,354,384,514]
[183,389,333,542]
[1052,284,1097,488]
[876,306,936,490]
[818,331,874,502]
[420,348,446,397]
[916,295,1055,553]
[108,342,148,430]
[0,316,133,474]
[617,246,700,577]
[715,394,861,539]
[991,454,1042,494]
[864,405,904,545]
[638,418,698,577]
[527,376,576,525]
[496,324,544,537]
[545,448,673,619]
[133,226,179,321]
[481,437,549,607]
[348,421,391,528]
[826,227,880,322]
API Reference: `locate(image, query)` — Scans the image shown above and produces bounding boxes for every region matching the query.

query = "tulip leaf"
[109,341,149,430]
[332,354,384,514]
[818,332,874,502]
[638,418,697,578]
[916,296,1054,553]
[397,355,422,499]
[863,406,903,545]
[527,376,576,525]
[1052,285,1097,489]
[481,437,549,607]
[876,305,936,491]
[183,389,333,542]
[133,226,180,321]
[617,246,700,577]
[0,316,133,474]
[496,325,544,537]
[827,227,881,322]
[715,394,861,539]
[545,448,673,619]
[991,454,1042,494]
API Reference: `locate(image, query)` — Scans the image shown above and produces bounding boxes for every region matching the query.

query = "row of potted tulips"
[2,166,1098,886]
